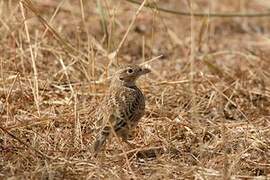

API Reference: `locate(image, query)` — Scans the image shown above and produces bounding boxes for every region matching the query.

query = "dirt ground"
[0,0,269,179]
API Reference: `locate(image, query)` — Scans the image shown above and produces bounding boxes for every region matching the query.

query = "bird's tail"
[93,127,110,155]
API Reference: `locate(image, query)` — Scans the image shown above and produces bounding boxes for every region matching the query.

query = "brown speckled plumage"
[93,65,150,155]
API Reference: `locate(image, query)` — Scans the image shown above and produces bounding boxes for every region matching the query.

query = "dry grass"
[1,0,270,179]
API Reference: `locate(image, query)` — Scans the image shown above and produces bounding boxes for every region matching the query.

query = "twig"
[108,0,147,65]
[20,0,88,60]
[126,0,270,18]
[20,2,40,115]
[0,125,51,160]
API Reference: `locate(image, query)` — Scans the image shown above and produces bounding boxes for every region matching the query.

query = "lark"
[93,64,150,155]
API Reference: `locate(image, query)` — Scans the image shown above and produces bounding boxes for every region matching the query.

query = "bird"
[93,64,150,156]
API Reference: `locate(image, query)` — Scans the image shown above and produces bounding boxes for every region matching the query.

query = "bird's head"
[114,64,151,86]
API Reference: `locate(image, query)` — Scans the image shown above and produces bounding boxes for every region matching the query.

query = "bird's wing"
[111,88,143,131]
[97,87,143,132]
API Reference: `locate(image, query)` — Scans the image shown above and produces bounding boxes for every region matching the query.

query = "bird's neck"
[111,78,136,88]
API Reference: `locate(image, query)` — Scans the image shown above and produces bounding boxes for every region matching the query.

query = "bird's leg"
[118,129,137,149]
[127,128,137,140]
[124,140,137,149]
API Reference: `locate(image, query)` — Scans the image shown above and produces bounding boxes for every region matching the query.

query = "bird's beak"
[141,67,151,75]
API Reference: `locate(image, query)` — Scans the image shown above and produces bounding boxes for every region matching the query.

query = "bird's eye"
[138,68,142,71]
[127,68,133,74]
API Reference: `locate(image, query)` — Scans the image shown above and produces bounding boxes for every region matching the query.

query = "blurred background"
[0,0,269,179]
